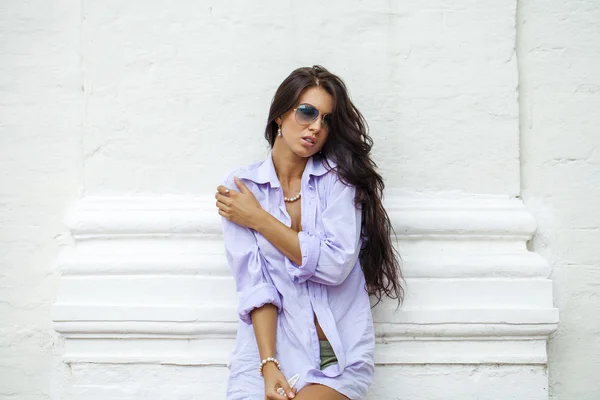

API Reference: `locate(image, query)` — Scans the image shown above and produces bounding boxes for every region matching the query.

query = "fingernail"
[289,393,295,398]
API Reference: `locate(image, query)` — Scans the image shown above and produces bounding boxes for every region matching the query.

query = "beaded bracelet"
[259,356,281,376]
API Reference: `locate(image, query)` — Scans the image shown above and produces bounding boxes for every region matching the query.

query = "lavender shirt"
[222,151,375,399]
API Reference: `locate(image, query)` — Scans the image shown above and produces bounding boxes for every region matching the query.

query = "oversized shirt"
[222,151,375,400]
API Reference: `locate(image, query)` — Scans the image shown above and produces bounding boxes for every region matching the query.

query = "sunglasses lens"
[296,105,319,124]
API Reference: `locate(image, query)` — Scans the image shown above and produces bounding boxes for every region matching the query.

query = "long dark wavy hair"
[265,65,404,306]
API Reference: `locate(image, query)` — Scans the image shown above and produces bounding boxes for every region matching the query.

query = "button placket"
[303,180,317,232]
[305,180,322,369]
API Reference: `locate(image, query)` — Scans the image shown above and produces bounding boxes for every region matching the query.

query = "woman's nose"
[309,116,323,131]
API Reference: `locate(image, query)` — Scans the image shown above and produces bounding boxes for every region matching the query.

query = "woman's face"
[276,86,333,158]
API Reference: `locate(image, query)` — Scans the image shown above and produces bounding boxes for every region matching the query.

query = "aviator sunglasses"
[293,104,332,127]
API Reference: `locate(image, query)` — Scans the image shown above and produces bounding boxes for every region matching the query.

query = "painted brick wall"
[519,0,600,398]
[0,2,82,400]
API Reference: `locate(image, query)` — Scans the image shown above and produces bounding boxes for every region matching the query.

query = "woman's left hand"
[216,177,265,230]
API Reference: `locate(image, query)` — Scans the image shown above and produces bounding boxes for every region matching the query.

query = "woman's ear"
[275,116,282,125]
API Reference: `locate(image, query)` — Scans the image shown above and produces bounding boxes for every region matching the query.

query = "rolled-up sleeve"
[286,174,362,286]
[221,177,282,325]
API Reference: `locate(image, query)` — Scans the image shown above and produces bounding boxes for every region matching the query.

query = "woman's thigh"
[294,383,349,400]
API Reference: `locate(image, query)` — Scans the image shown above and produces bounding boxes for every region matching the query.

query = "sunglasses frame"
[293,103,331,127]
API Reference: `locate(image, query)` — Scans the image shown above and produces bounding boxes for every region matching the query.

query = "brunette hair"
[265,65,404,306]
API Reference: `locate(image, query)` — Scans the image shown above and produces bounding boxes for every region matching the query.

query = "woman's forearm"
[250,303,279,361]
[253,209,302,266]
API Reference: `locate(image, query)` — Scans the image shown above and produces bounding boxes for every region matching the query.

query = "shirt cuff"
[238,282,282,325]
[288,230,322,283]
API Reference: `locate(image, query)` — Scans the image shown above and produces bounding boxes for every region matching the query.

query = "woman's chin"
[295,147,319,158]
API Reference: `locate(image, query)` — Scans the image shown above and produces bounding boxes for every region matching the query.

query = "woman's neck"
[271,144,307,188]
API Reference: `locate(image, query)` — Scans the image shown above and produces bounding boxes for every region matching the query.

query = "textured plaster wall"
[0,1,598,399]
[518,0,600,398]
[0,2,82,399]
[67,364,548,400]
[80,0,519,196]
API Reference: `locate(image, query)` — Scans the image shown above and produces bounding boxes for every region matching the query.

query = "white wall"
[0,1,597,399]
[79,0,521,196]
[518,0,600,398]
[0,2,82,400]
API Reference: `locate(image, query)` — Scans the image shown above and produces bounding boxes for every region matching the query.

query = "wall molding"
[53,193,558,365]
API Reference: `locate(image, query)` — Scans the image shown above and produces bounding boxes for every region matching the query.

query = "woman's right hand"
[262,363,297,399]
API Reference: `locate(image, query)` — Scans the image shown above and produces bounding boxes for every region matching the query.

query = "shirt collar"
[238,150,334,188]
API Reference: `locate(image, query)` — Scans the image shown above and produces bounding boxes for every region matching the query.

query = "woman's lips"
[302,137,316,147]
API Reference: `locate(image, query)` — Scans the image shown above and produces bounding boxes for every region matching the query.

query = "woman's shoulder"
[309,155,338,181]
[313,157,353,188]
[220,160,266,186]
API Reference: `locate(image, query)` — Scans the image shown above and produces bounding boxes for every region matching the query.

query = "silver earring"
[277,126,282,137]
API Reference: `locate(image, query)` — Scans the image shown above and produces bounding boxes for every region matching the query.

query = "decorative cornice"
[53,193,558,365]
[68,193,536,240]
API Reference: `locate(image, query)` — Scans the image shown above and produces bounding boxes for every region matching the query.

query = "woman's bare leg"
[294,384,349,400]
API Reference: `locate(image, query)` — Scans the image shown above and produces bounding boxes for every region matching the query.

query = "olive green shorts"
[319,340,338,370]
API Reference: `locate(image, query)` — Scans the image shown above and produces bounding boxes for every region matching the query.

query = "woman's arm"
[253,210,303,266]
[217,176,303,265]
[221,175,361,287]
[219,176,283,325]
[250,303,278,365]
[250,304,296,398]
[218,176,296,399]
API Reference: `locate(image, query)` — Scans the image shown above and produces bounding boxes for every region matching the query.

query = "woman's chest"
[285,201,302,232]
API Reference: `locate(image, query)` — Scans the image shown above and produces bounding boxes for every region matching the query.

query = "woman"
[215,65,403,400]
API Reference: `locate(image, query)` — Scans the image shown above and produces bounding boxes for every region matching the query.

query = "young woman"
[215,65,403,400]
